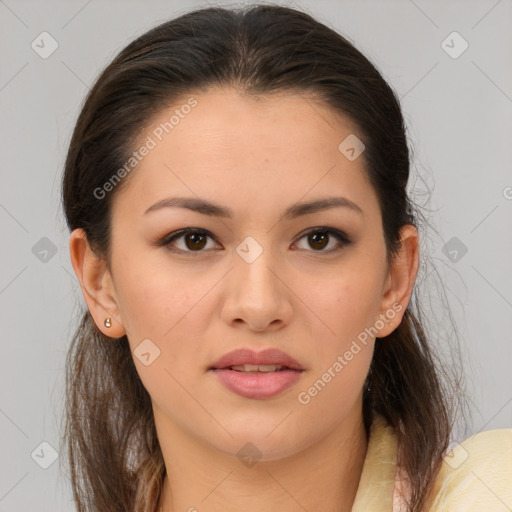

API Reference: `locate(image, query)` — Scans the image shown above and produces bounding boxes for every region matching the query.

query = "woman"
[61,4,512,512]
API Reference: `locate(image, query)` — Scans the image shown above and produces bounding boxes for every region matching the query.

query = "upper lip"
[209,348,304,371]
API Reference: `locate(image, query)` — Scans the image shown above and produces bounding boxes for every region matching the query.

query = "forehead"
[111,87,379,222]
[142,87,362,157]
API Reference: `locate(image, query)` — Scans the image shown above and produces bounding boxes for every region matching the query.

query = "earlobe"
[375,224,419,338]
[69,228,126,338]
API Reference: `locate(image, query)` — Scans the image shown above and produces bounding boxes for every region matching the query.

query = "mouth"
[208,348,305,399]
[209,366,303,399]
[209,347,305,373]
[211,364,302,374]
[208,347,305,398]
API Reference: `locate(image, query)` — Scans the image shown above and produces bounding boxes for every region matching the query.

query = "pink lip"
[211,368,302,399]
[209,347,304,371]
[208,347,304,399]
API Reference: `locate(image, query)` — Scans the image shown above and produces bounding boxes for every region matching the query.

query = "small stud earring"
[104,317,112,328]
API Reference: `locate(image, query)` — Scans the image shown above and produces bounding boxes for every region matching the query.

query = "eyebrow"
[144,196,363,219]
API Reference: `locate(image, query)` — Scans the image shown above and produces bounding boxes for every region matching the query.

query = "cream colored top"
[351,415,512,511]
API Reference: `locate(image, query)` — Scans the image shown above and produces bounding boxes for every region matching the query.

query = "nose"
[221,244,293,332]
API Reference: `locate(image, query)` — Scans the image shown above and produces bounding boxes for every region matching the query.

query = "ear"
[374,224,419,338]
[69,228,126,338]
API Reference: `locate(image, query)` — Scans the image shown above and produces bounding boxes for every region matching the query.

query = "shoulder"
[426,427,512,511]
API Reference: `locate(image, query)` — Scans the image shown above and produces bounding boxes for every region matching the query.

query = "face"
[73,87,415,461]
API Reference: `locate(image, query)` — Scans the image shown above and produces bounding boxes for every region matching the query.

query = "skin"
[69,87,419,512]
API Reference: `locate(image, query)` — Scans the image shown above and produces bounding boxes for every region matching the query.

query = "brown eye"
[294,228,351,253]
[183,232,208,250]
[161,229,219,253]
[308,231,329,250]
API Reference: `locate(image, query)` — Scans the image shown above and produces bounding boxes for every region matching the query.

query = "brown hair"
[60,4,466,511]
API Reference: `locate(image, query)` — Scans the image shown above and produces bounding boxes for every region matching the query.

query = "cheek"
[293,275,379,422]
[117,262,223,385]
[114,255,202,338]
[117,267,210,405]
[306,272,383,347]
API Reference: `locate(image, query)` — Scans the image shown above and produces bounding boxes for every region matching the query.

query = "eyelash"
[157,227,352,256]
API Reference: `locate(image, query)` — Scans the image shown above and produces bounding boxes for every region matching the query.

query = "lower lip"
[210,368,303,399]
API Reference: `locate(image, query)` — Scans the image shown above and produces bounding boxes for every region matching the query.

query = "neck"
[155,402,368,512]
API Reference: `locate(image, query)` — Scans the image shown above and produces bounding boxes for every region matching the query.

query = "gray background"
[1,0,511,510]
